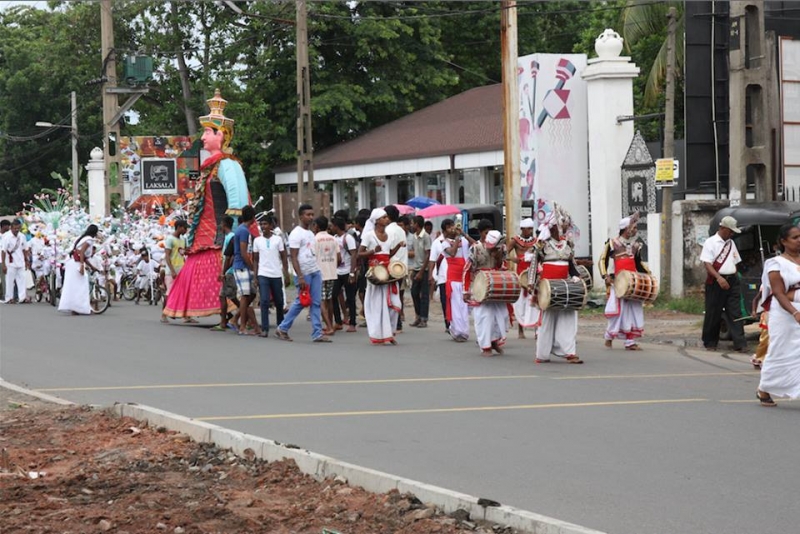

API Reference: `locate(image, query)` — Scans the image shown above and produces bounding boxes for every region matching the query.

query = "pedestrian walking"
[253,215,288,338]
[408,215,431,328]
[700,216,747,352]
[57,224,97,315]
[276,204,330,343]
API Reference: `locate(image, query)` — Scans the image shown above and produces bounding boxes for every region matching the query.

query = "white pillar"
[581,29,640,289]
[385,176,398,206]
[86,147,105,219]
[357,178,368,212]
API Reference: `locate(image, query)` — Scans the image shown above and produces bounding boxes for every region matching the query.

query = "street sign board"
[655,158,677,187]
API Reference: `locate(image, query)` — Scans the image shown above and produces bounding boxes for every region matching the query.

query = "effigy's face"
[201,127,223,153]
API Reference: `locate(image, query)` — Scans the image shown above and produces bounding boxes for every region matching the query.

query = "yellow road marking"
[37,374,542,392]
[197,398,708,421]
[553,371,759,380]
[38,370,760,392]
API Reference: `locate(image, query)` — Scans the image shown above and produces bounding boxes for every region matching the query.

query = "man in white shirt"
[428,218,454,333]
[276,203,330,343]
[253,214,289,337]
[700,215,747,352]
[0,220,10,299]
[331,217,358,332]
[1,220,30,303]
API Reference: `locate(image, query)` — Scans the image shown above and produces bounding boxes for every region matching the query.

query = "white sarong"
[448,281,470,341]
[365,281,400,344]
[536,309,577,360]
[474,301,508,350]
[604,287,644,346]
[759,256,800,398]
[58,259,91,315]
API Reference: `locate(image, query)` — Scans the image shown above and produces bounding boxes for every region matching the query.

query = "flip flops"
[275,329,293,342]
[209,325,226,332]
[313,336,332,343]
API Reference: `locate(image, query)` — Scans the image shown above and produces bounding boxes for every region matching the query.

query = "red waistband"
[615,257,636,272]
[517,260,531,275]
[369,253,390,268]
[446,257,466,282]
[541,263,569,280]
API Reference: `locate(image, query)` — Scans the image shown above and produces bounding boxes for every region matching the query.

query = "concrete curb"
[0,379,74,406]
[112,402,607,534]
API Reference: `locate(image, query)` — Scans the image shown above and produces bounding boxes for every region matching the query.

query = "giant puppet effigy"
[163,89,250,318]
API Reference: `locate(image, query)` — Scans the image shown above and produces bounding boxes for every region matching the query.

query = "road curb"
[112,402,606,534]
[0,379,74,406]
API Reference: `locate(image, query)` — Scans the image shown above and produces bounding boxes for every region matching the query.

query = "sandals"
[604,339,612,348]
[275,329,293,342]
[757,390,777,407]
[750,356,762,369]
[534,358,551,364]
[209,324,226,332]
[313,336,332,343]
[491,341,504,355]
[565,355,584,364]
[625,344,642,351]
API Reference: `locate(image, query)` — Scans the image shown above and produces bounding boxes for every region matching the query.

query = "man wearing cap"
[463,220,508,356]
[509,218,539,338]
[700,215,747,352]
[599,214,649,350]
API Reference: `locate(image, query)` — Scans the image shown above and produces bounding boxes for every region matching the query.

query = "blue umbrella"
[405,196,440,209]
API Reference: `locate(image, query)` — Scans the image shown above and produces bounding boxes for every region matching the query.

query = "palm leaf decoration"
[620,0,684,106]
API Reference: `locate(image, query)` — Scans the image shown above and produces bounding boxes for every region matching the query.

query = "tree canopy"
[0,0,681,214]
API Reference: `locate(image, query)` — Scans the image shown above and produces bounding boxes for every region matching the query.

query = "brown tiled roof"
[279,84,503,172]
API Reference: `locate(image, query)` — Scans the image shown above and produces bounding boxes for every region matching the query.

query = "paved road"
[1,301,796,534]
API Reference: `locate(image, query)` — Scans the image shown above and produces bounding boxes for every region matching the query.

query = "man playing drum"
[534,205,584,364]
[509,218,540,338]
[464,221,510,356]
[442,219,473,342]
[599,215,650,350]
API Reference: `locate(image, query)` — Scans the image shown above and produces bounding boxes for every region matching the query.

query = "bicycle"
[89,271,110,314]
[34,273,50,303]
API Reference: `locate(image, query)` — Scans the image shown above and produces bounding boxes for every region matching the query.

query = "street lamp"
[36,91,79,204]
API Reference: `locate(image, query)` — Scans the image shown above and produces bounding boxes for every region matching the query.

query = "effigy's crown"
[199,88,234,133]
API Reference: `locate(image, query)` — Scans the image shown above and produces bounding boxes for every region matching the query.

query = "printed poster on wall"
[518,53,589,256]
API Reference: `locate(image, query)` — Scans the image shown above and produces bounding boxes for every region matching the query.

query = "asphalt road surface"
[1,301,796,534]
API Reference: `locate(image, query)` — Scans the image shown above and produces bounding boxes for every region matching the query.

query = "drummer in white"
[534,206,583,364]
[463,221,508,356]
[598,214,649,350]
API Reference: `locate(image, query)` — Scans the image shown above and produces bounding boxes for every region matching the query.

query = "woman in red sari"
[163,89,250,319]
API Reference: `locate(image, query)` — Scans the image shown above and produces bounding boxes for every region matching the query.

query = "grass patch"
[652,295,705,315]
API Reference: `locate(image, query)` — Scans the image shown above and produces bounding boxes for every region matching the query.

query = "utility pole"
[71,91,79,203]
[500,0,520,241]
[661,6,677,296]
[100,0,119,216]
[296,0,314,203]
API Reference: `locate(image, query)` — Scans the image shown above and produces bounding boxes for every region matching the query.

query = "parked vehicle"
[708,201,800,336]
[455,204,503,242]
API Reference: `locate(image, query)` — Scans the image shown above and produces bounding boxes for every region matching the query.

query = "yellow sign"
[655,158,675,186]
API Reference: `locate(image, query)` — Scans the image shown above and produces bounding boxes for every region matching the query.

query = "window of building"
[396,175,415,205]
[338,179,359,217]
[492,167,504,204]
[423,172,446,204]
[367,178,386,209]
[457,168,482,204]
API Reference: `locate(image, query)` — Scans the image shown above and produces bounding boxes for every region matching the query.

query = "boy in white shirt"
[315,216,340,335]
[135,249,159,304]
[253,215,289,337]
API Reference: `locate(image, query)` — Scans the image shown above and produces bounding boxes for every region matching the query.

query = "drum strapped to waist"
[575,264,593,291]
[471,270,521,303]
[537,278,588,311]
[388,261,407,280]
[614,270,659,303]
[366,264,392,285]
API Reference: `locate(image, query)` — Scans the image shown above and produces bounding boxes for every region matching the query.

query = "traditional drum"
[388,261,407,280]
[471,271,521,303]
[518,268,531,290]
[576,265,593,291]
[366,264,391,285]
[614,270,659,303]
[537,278,588,311]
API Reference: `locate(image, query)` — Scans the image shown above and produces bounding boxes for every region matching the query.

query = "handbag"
[298,286,311,307]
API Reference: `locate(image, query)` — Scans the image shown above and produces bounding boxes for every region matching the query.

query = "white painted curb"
[112,402,607,534]
[0,379,74,406]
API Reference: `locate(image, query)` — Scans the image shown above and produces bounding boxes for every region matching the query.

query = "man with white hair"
[598,214,648,350]
[464,221,508,356]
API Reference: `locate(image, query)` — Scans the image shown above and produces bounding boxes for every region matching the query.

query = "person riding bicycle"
[134,248,160,305]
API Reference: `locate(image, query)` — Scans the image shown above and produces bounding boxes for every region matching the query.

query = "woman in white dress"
[58,224,98,315]
[757,223,800,407]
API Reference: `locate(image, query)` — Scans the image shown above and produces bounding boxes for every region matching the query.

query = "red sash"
[369,253,390,268]
[541,262,569,280]
[445,257,466,321]
[615,257,636,272]
[516,259,531,275]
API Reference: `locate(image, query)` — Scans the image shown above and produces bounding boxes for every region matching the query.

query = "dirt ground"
[0,308,750,534]
[0,393,512,534]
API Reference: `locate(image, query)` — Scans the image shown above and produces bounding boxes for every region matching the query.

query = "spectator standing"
[429,219,454,333]
[700,216,747,352]
[232,206,261,336]
[276,204,331,343]
[408,215,431,328]
[331,217,358,332]
[161,220,190,323]
[0,219,9,299]
[384,205,407,333]
[314,216,339,335]
[253,215,289,337]
[1,220,28,303]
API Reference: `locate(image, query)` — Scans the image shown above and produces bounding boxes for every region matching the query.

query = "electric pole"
[100,0,119,215]
[661,6,677,296]
[71,91,79,203]
[296,0,314,203]
[500,0,520,241]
